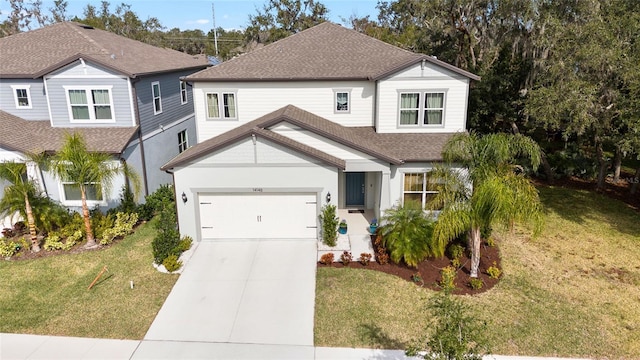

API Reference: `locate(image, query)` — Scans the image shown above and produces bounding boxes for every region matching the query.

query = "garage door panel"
[199,193,317,240]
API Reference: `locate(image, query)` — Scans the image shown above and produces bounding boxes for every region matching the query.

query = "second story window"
[178,130,188,153]
[11,85,32,109]
[180,81,188,105]
[152,81,162,114]
[206,92,237,120]
[399,91,446,126]
[335,91,350,113]
[65,87,113,122]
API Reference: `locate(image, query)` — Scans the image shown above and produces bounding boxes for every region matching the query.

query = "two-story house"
[161,22,479,242]
[0,21,208,223]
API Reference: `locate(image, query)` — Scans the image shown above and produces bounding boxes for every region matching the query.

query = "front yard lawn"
[315,186,640,358]
[0,219,178,339]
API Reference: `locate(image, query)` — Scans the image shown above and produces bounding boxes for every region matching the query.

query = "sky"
[0,0,381,32]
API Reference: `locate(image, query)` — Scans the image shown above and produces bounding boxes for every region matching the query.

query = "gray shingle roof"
[161,105,456,170]
[0,22,208,78]
[0,110,137,154]
[185,22,479,82]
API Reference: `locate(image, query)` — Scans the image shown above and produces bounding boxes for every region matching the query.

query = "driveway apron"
[144,239,317,346]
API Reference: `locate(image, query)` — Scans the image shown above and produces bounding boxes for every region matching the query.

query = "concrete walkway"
[144,239,316,346]
[0,333,593,360]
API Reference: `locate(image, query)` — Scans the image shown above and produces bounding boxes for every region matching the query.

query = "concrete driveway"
[144,239,317,346]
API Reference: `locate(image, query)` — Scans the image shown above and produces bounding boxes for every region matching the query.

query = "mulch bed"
[318,236,501,296]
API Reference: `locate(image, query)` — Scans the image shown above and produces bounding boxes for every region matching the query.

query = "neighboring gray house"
[0,21,208,221]
[161,22,480,242]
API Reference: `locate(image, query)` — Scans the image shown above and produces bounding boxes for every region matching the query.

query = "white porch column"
[380,171,391,213]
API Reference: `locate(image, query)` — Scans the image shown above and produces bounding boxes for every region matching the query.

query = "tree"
[430,132,543,277]
[49,133,140,248]
[0,161,42,252]
[245,0,328,45]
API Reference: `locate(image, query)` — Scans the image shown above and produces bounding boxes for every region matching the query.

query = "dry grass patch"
[0,220,178,339]
[315,186,640,359]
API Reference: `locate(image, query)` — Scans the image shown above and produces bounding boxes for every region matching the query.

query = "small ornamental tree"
[319,203,339,247]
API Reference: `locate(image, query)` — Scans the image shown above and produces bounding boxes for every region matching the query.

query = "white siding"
[194,137,324,165]
[376,63,470,134]
[194,80,374,142]
[47,60,124,78]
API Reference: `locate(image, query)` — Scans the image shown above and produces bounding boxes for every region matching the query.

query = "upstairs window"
[11,85,32,109]
[180,81,188,105]
[398,91,445,126]
[65,87,113,122]
[178,130,188,153]
[152,81,162,114]
[206,92,237,120]
[335,91,350,113]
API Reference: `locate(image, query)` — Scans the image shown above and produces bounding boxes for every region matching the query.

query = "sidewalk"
[0,333,592,360]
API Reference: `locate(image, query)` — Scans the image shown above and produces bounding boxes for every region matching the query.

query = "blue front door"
[345,172,365,207]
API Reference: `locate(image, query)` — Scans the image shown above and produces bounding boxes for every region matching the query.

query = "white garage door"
[199,193,318,239]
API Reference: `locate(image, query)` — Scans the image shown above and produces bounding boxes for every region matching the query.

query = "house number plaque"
[252,188,263,192]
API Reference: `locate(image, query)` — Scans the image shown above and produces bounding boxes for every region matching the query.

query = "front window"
[399,91,445,126]
[180,81,188,105]
[62,182,103,202]
[403,172,440,209]
[335,91,349,113]
[152,81,162,114]
[66,88,113,122]
[206,92,237,119]
[12,86,32,109]
[178,130,188,153]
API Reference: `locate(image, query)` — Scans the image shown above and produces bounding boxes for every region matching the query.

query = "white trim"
[180,81,188,105]
[43,77,54,126]
[178,129,189,153]
[10,85,32,109]
[45,74,125,79]
[333,89,351,114]
[57,181,107,207]
[397,89,447,128]
[63,85,116,123]
[205,91,238,120]
[400,170,440,210]
[152,81,162,115]
[127,78,137,126]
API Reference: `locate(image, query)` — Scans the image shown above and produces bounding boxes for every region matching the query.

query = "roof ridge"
[64,22,111,57]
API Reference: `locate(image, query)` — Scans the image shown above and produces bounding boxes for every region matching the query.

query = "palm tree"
[49,133,140,248]
[430,132,544,277]
[0,161,42,252]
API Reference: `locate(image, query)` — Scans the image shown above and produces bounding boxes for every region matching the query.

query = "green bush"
[0,240,19,257]
[43,232,78,251]
[469,277,484,290]
[175,235,193,253]
[100,212,138,245]
[439,265,457,293]
[29,196,73,234]
[108,185,138,216]
[486,262,502,279]
[152,203,180,264]
[90,210,114,241]
[318,204,339,247]
[162,254,182,272]
[380,201,436,268]
[140,184,175,221]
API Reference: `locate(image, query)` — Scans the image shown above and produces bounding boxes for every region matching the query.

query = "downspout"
[373,80,379,131]
[130,78,150,197]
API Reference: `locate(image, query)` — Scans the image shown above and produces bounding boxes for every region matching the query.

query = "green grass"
[315,186,640,359]
[0,219,178,339]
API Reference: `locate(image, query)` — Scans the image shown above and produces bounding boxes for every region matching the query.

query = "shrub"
[340,251,352,266]
[372,233,390,265]
[439,266,457,293]
[100,212,138,245]
[447,243,465,261]
[359,253,372,266]
[152,203,180,264]
[487,261,502,279]
[139,184,175,221]
[380,201,436,268]
[411,272,424,285]
[90,210,114,241]
[175,235,193,253]
[162,254,182,272]
[318,204,339,247]
[319,252,334,265]
[43,232,78,251]
[469,277,484,290]
[376,251,389,265]
[0,240,19,257]
[486,237,496,247]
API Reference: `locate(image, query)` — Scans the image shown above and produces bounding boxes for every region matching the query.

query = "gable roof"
[161,105,457,170]
[0,22,208,78]
[185,22,479,82]
[0,110,137,155]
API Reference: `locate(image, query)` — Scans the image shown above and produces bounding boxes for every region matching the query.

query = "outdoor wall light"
[181,192,188,204]
[326,192,331,203]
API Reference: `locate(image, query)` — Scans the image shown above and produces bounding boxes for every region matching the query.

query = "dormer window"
[398,91,446,126]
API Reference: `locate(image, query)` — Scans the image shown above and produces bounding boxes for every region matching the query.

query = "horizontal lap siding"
[270,124,374,160]
[135,70,199,136]
[376,63,470,134]
[194,81,374,142]
[0,79,50,120]
[195,138,324,165]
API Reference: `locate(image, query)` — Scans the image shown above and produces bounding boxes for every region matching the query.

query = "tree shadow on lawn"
[357,323,407,350]
[539,186,640,238]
